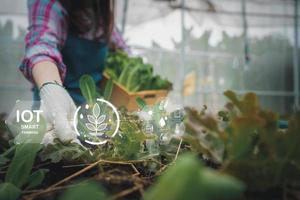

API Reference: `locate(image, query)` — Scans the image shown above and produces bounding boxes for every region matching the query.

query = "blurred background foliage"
[0,0,299,116]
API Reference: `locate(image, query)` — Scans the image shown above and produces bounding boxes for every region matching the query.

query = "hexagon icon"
[5,100,47,144]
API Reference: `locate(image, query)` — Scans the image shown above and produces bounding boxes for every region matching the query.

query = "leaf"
[93,103,100,118]
[103,78,113,101]
[199,167,246,199]
[26,169,49,189]
[224,90,241,111]
[39,141,90,163]
[0,183,21,200]
[112,112,154,160]
[118,64,132,86]
[59,181,106,200]
[97,115,106,124]
[136,97,146,110]
[87,115,96,124]
[241,92,259,114]
[5,144,42,188]
[183,133,224,163]
[79,75,96,105]
[0,156,9,167]
[97,123,107,132]
[145,153,244,200]
[228,117,261,160]
[85,123,96,132]
[184,91,300,191]
[0,145,16,159]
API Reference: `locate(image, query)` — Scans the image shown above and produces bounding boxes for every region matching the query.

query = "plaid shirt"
[20,0,129,83]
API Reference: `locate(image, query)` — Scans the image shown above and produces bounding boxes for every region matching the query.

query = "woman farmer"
[20,0,128,142]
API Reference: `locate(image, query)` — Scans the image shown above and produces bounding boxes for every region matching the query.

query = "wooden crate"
[100,73,169,111]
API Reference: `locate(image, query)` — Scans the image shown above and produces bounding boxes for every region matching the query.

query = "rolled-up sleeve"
[19,0,68,83]
[111,27,131,54]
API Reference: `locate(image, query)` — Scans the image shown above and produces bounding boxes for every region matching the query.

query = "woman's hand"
[32,61,77,143]
[39,83,78,142]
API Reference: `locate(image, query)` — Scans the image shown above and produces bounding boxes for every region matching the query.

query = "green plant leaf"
[26,169,49,189]
[79,74,97,105]
[59,181,106,200]
[224,90,241,111]
[39,139,94,163]
[241,92,259,115]
[112,111,154,160]
[5,144,42,188]
[117,64,131,86]
[0,156,9,167]
[135,97,146,110]
[145,153,244,200]
[199,168,245,199]
[0,183,21,200]
[103,78,113,101]
[0,145,17,167]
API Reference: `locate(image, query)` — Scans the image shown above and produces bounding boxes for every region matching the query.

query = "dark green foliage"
[112,110,154,160]
[145,153,245,200]
[5,144,42,188]
[26,169,49,189]
[39,140,92,163]
[59,181,107,200]
[0,182,21,200]
[105,49,129,78]
[147,75,171,90]
[184,90,300,191]
[0,144,44,200]
[105,50,172,92]
[0,146,15,167]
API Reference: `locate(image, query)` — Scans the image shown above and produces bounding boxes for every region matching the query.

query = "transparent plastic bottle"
[171,108,185,137]
[143,121,159,155]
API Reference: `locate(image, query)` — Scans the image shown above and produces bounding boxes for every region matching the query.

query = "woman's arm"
[110,27,131,54]
[32,61,62,88]
[20,0,68,85]
[20,0,77,143]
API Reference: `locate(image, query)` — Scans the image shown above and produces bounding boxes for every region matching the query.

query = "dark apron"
[33,33,108,105]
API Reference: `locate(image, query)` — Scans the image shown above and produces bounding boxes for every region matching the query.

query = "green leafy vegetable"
[105,50,172,92]
[79,74,97,105]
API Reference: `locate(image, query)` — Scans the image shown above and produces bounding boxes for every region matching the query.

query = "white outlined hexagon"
[5,100,46,144]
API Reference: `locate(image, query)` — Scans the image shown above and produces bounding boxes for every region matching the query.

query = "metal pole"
[121,0,128,35]
[242,0,249,70]
[179,0,186,103]
[293,0,299,110]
